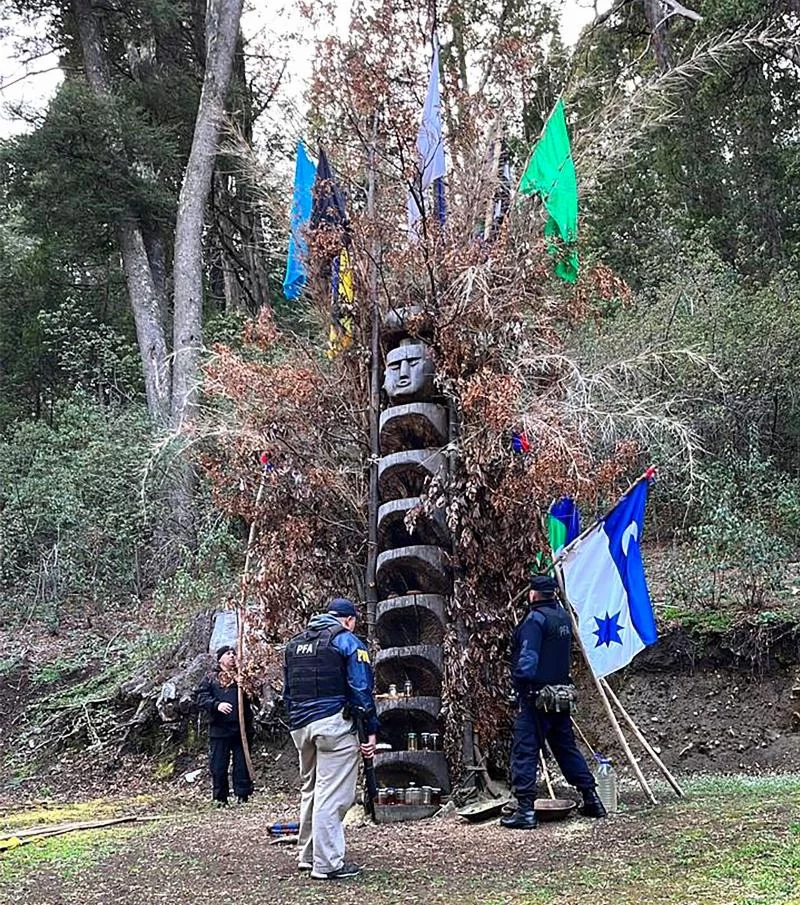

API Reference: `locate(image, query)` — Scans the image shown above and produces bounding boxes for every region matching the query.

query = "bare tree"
[72,0,172,424]
[172,0,245,429]
[71,0,245,541]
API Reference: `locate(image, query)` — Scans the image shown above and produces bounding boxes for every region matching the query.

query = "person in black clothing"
[196,645,254,807]
[501,575,607,829]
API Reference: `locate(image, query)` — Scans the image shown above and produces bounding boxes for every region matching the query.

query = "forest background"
[1,0,800,772]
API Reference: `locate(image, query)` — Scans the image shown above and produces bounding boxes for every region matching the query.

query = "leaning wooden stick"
[234,452,272,782]
[539,752,555,799]
[600,677,684,798]
[553,564,658,805]
[570,715,595,756]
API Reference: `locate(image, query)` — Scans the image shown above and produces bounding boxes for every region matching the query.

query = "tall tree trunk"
[71,0,171,424]
[142,226,170,335]
[171,0,244,429]
[643,0,673,73]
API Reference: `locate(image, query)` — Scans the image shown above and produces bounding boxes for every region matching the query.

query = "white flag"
[408,45,446,232]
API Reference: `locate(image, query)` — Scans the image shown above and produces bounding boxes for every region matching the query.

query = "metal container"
[534,798,577,821]
[407,732,419,751]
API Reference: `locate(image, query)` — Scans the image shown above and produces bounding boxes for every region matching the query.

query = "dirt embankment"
[583,623,800,775]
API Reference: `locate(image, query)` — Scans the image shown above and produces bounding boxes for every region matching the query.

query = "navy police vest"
[519,602,572,688]
[285,624,348,702]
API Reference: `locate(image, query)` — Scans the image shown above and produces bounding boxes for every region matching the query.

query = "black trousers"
[510,701,595,801]
[209,734,253,802]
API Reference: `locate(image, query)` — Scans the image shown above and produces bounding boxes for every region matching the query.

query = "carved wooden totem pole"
[372,307,451,819]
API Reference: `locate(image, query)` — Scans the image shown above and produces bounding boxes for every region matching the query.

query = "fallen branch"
[0,814,166,850]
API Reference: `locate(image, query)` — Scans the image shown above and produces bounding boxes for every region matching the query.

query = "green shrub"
[667,442,800,617]
[0,392,158,629]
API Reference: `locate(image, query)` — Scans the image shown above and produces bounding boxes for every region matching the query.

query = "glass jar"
[420,732,430,750]
[388,683,398,697]
[377,788,389,806]
[407,732,419,751]
[429,733,440,751]
[403,679,413,697]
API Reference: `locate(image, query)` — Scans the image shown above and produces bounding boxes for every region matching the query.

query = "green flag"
[519,99,579,283]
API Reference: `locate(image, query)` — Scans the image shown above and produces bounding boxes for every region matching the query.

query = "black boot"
[579,788,607,818]
[500,799,538,830]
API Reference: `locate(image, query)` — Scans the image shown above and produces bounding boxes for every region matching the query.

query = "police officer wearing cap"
[283,597,378,880]
[501,574,607,829]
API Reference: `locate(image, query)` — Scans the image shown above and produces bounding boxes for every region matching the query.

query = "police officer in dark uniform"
[501,575,607,829]
[284,598,378,880]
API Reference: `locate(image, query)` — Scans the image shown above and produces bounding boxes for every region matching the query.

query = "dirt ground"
[1,775,799,905]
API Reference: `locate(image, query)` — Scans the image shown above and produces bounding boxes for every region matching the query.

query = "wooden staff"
[234,453,272,782]
[600,677,684,798]
[539,751,555,799]
[554,564,658,805]
[570,715,596,756]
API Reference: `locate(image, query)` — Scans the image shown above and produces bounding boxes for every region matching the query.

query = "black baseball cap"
[529,575,557,595]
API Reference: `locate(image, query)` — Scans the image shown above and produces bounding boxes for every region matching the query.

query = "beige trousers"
[290,709,360,874]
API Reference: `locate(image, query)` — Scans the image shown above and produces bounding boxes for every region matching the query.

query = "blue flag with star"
[559,478,657,678]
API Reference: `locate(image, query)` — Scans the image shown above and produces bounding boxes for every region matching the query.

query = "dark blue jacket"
[284,614,379,733]
[510,601,572,694]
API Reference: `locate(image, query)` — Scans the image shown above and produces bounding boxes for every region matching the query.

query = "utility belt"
[531,684,578,714]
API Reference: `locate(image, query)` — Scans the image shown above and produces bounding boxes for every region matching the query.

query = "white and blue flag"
[408,43,446,233]
[560,479,657,678]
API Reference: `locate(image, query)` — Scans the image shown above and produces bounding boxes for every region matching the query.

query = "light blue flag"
[560,479,657,678]
[408,44,446,232]
[283,142,317,301]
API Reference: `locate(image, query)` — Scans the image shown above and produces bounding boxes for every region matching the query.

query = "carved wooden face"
[383,343,435,402]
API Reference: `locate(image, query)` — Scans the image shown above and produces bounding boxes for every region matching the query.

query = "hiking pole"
[354,707,378,820]
[235,451,273,782]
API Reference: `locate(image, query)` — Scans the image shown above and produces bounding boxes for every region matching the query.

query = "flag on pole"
[519,98,579,283]
[283,142,317,301]
[559,479,657,678]
[327,247,354,359]
[311,148,347,230]
[408,44,446,233]
[548,497,580,556]
[310,148,354,358]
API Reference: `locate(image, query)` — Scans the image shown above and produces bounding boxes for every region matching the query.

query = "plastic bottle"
[594,755,618,814]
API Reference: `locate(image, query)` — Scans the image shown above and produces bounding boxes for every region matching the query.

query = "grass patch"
[0,796,156,833]
[0,657,21,678]
[32,656,91,687]
[0,826,145,890]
